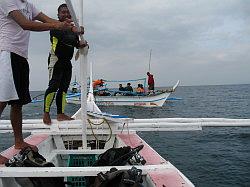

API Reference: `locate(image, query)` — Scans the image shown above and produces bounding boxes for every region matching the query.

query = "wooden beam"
[0,164,172,177]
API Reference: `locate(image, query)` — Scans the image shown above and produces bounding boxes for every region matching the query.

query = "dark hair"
[58,3,67,13]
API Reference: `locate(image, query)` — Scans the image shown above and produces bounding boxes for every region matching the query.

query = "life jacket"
[136,87,144,93]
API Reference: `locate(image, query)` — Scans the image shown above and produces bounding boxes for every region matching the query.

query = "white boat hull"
[67,91,171,107]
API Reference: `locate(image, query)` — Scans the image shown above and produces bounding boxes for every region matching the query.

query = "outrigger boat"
[0,1,194,186]
[1,1,250,187]
[67,79,180,107]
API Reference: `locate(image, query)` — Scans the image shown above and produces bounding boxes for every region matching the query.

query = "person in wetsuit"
[43,4,86,125]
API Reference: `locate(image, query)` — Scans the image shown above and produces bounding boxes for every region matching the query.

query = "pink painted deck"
[117,133,166,165]
[0,134,49,165]
[118,133,192,187]
[148,170,192,187]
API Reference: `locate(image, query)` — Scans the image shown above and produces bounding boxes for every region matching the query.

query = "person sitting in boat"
[93,79,104,89]
[71,87,78,93]
[119,84,125,91]
[125,83,133,92]
[124,83,134,96]
[71,83,79,93]
[136,84,145,95]
[98,90,111,96]
[114,84,125,96]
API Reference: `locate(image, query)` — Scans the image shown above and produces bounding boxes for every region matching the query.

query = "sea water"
[1,84,250,187]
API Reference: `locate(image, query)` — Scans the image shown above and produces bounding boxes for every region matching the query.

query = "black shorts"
[8,52,31,105]
[148,84,154,91]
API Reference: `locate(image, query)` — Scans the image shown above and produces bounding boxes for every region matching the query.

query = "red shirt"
[148,74,154,85]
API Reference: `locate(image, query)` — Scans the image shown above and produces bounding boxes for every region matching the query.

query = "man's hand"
[56,18,74,30]
[75,40,89,60]
[79,26,85,35]
[79,40,88,48]
[71,26,85,35]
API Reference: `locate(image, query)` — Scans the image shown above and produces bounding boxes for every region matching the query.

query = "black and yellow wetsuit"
[44,29,80,114]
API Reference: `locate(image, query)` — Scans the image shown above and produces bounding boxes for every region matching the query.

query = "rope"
[87,118,113,146]
[120,122,133,147]
[105,78,146,83]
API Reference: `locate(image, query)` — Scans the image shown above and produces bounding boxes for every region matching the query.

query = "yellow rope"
[87,118,113,145]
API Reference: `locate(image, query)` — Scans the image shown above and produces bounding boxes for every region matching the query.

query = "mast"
[65,0,88,149]
[148,49,152,72]
[79,0,88,149]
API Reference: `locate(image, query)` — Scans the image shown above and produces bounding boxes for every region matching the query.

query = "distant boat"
[67,80,180,107]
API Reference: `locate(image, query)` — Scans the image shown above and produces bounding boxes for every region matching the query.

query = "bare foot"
[57,113,74,121]
[0,155,8,165]
[43,112,51,125]
[14,141,38,152]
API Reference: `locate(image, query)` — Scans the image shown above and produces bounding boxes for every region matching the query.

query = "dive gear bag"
[6,147,65,187]
[92,166,144,187]
[93,145,145,166]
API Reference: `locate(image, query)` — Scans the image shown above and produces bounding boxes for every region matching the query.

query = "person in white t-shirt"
[0,0,77,152]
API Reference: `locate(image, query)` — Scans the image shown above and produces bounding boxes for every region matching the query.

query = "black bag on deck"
[88,145,145,186]
[5,147,65,187]
[92,167,144,187]
[93,146,132,166]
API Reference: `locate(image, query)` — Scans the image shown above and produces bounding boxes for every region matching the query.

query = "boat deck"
[117,133,193,187]
[1,132,194,187]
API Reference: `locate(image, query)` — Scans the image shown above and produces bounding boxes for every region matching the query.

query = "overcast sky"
[28,0,250,91]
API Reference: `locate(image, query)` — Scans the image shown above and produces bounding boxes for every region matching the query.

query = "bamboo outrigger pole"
[65,0,88,149]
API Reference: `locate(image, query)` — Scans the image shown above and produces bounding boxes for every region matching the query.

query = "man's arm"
[35,12,83,34]
[34,12,59,24]
[10,10,73,31]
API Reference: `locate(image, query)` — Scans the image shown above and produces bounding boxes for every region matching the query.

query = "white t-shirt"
[0,0,40,59]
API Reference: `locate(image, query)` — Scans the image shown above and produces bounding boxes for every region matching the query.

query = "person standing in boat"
[0,0,74,151]
[147,72,155,93]
[43,4,86,125]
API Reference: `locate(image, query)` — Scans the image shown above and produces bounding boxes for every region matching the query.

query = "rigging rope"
[87,118,113,147]
[105,78,146,83]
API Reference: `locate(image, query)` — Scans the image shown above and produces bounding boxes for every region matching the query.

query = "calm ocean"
[1,84,250,187]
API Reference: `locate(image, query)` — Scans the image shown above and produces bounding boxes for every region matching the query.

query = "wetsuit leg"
[56,62,72,114]
[44,60,64,113]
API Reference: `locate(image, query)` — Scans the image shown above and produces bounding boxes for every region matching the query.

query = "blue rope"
[105,78,146,83]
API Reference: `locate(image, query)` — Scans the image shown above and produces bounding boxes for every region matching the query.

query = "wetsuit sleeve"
[50,29,62,53]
